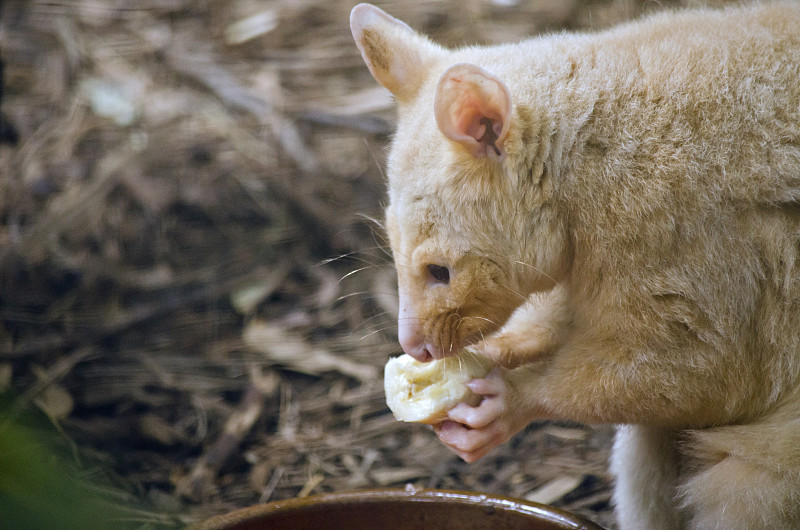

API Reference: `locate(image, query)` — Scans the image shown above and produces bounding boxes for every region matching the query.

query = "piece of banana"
[384,350,495,424]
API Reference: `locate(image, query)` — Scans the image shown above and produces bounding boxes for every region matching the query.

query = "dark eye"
[426,264,450,284]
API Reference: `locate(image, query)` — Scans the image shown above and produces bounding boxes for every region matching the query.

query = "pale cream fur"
[351,2,800,528]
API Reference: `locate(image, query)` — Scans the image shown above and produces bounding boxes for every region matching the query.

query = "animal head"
[351,4,569,361]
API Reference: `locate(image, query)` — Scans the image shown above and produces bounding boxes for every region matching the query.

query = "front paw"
[432,369,528,462]
[477,287,568,368]
[477,336,529,368]
[478,330,556,368]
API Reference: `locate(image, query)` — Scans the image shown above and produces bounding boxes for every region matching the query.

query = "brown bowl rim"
[188,487,605,530]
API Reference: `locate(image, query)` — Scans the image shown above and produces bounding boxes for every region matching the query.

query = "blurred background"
[0,0,738,528]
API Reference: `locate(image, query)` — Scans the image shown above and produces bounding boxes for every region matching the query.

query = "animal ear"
[350,3,441,102]
[434,63,512,158]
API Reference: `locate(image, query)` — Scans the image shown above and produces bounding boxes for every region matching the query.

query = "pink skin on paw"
[432,369,512,462]
[433,420,506,463]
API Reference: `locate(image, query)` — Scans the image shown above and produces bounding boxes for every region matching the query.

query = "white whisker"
[459,315,500,327]
[337,265,378,284]
[335,291,398,303]
[513,260,558,287]
[500,283,531,303]
[358,326,395,341]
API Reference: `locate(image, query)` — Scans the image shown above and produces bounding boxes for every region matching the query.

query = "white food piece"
[384,350,495,424]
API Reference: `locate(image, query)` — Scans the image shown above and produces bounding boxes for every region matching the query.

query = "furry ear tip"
[350,4,377,36]
[350,4,432,101]
[350,3,409,37]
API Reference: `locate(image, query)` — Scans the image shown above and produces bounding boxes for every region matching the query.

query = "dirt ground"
[0,1,739,528]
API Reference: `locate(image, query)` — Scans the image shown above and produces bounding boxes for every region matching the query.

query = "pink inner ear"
[435,64,511,158]
[456,97,488,139]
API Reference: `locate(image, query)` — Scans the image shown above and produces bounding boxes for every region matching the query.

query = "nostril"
[426,264,450,284]
[418,348,434,362]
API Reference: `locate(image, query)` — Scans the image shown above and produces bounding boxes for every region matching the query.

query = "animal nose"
[398,290,435,362]
[398,316,434,362]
